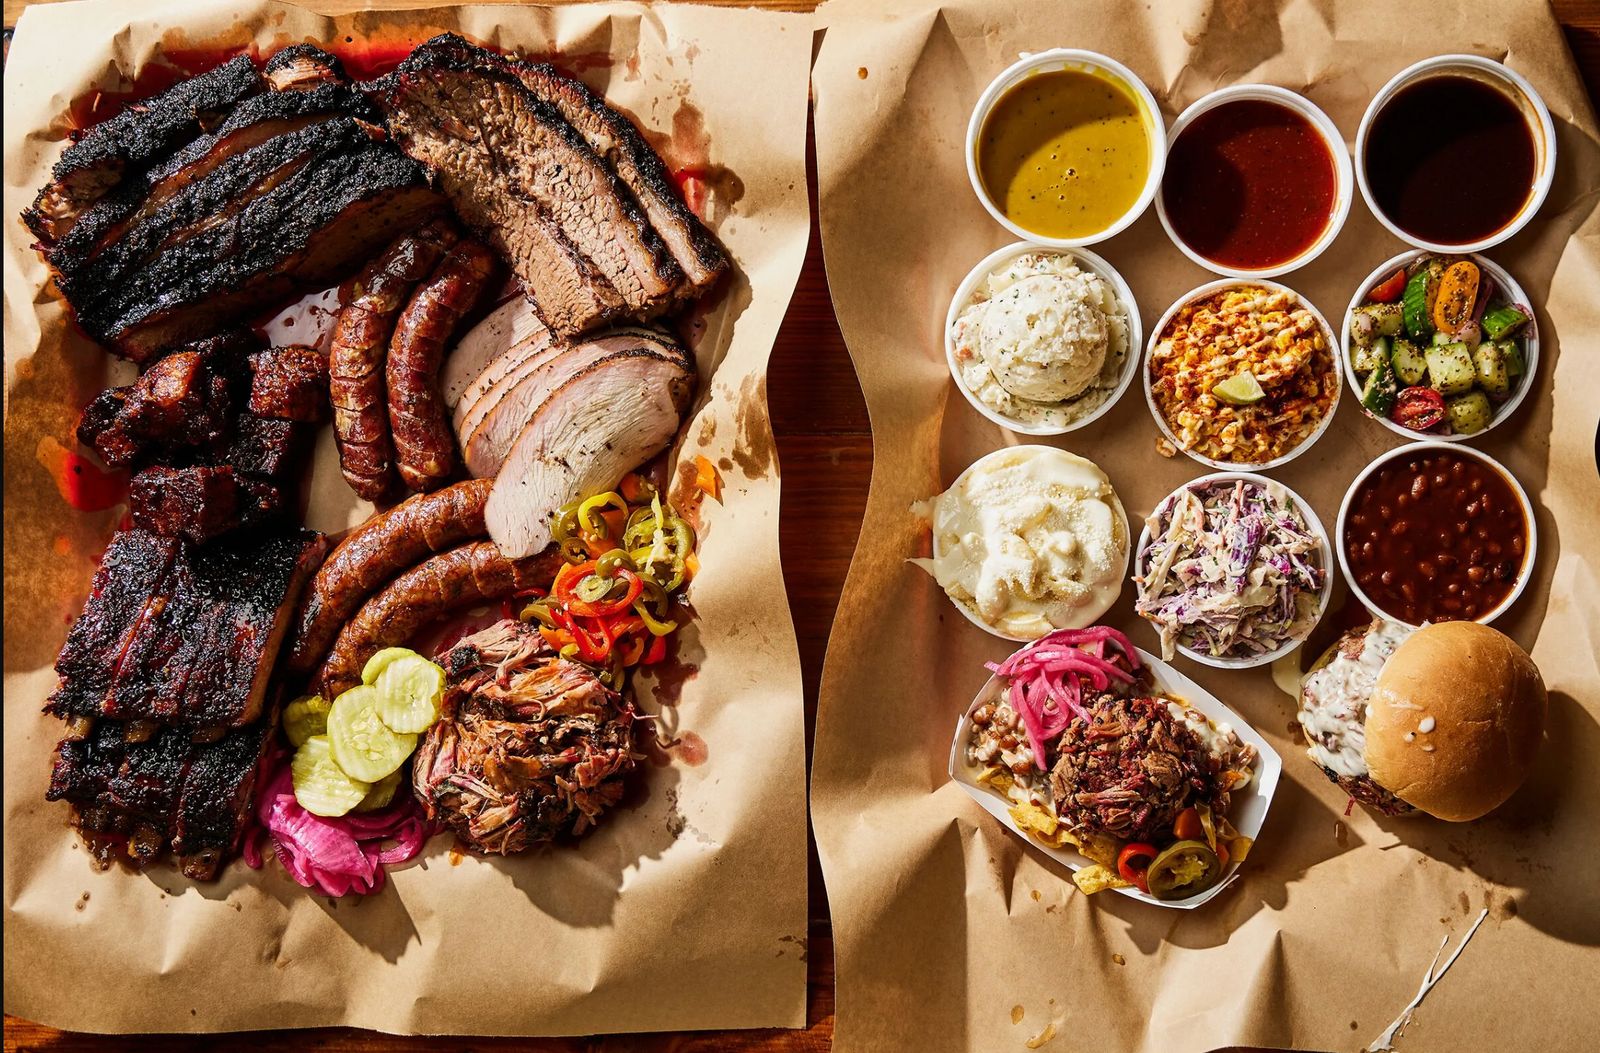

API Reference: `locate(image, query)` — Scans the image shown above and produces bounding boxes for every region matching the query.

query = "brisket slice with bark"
[52,80,379,272]
[369,38,685,334]
[23,55,261,247]
[57,116,438,362]
[420,34,728,298]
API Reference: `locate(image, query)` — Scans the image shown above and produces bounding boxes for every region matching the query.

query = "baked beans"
[1343,450,1525,624]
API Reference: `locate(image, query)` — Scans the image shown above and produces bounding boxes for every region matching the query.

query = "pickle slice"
[374,654,446,734]
[282,695,331,748]
[291,735,371,817]
[327,684,417,782]
[361,646,419,686]
[352,769,403,813]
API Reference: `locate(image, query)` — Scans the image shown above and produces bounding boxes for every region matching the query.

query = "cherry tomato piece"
[1369,267,1408,303]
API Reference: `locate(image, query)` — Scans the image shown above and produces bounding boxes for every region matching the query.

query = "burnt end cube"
[226,413,307,479]
[129,465,282,543]
[76,387,139,467]
[123,351,207,439]
[247,346,328,423]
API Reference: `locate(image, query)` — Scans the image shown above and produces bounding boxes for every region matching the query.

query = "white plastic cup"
[1155,84,1353,279]
[1354,54,1557,254]
[943,241,1142,435]
[965,49,1167,248]
[1339,250,1539,443]
[1334,442,1538,631]
[1143,278,1341,471]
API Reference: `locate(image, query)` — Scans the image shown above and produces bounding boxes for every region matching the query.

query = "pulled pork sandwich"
[1297,619,1545,821]
[412,620,640,853]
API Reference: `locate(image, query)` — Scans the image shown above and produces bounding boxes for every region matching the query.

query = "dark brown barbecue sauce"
[1363,74,1538,246]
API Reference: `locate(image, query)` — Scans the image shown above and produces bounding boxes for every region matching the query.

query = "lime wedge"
[1212,372,1265,405]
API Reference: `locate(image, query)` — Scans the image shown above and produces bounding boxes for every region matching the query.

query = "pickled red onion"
[242,744,432,897]
[984,627,1141,771]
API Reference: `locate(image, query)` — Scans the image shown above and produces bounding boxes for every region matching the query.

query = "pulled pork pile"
[412,619,639,854]
[1048,694,1228,843]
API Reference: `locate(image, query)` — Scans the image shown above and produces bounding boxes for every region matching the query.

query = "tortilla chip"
[1075,832,1121,869]
[1009,802,1079,850]
[1072,864,1131,895]
[976,767,1014,792]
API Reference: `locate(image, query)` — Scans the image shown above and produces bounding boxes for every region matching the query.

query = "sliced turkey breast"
[455,336,566,439]
[461,327,682,479]
[486,348,695,558]
[440,296,550,411]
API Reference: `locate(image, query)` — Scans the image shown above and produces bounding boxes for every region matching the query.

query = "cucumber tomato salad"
[1348,254,1532,435]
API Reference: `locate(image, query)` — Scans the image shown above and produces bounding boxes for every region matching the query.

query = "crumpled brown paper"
[810,1,1600,1050]
[3,0,812,1035]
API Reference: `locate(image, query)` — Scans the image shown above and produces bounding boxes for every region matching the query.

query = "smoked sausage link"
[285,478,493,676]
[314,540,561,697]
[388,237,498,493]
[329,218,462,501]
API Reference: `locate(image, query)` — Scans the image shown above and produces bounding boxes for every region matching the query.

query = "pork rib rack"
[43,527,326,877]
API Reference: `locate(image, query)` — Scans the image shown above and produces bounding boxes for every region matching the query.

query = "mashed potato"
[951,251,1129,429]
[914,447,1128,638]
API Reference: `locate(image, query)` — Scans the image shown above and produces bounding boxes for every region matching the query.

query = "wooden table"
[5,2,1597,1050]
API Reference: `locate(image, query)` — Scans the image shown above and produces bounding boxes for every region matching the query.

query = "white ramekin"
[943,241,1142,435]
[1154,84,1353,279]
[1132,471,1335,669]
[927,445,1130,642]
[1339,250,1540,444]
[965,49,1167,248]
[1354,54,1557,254]
[1334,442,1538,631]
[1142,278,1341,471]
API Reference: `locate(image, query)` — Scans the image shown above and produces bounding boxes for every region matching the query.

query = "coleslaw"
[1134,478,1325,660]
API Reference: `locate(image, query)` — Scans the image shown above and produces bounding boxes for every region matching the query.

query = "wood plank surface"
[5,1,1597,1050]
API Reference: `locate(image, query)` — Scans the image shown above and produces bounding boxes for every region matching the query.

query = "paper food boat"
[948,646,1283,909]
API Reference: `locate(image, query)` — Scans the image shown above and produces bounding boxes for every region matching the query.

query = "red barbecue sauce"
[1161,98,1336,270]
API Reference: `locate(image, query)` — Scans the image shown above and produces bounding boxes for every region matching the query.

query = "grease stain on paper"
[732,375,775,479]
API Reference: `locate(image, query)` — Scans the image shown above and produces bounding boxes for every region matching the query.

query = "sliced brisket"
[23,55,261,247]
[370,37,685,333]
[445,36,729,297]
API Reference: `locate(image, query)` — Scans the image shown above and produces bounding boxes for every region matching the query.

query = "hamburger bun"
[1365,621,1546,821]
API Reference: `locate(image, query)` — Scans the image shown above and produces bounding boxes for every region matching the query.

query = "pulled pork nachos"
[1148,284,1337,465]
[964,626,1257,899]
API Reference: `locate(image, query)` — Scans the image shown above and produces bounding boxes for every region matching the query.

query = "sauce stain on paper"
[667,730,709,767]
[37,437,128,513]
